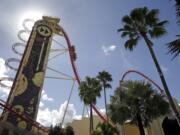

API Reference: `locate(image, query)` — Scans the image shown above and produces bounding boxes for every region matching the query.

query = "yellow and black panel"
[0,17,60,134]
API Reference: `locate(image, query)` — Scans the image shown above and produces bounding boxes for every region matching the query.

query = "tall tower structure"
[0,16,62,134]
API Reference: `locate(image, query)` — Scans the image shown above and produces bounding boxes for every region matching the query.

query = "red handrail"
[0,98,48,133]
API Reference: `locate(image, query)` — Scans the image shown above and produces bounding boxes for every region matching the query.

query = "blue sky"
[0,0,180,126]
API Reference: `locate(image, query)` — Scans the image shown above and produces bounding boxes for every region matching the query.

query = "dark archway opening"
[162,117,180,135]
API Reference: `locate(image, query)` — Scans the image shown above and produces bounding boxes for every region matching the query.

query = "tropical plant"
[64,126,74,135]
[167,36,180,59]
[108,80,170,135]
[78,77,101,134]
[166,0,180,59]
[118,6,180,123]
[48,125,75,135]
[91,122,118,135]
[97,71,112,121]
[48,125,64,135]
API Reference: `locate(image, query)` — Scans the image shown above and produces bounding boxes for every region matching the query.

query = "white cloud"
[39,90,54,109]
[0,58,8,77]
[39,101,44,108]
[37,100,78,127]
[160,65,168,73]
[0,58,12,100]
[0,87,10,99]
[73,115,82,120]
[37,108,53,126]
[41,90,54,102]
[102,45,116,55]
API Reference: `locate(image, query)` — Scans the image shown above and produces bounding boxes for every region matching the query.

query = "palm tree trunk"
[90,104,94,134]
[136,113,145,135]
[91,106,94,131]
[90,105,92,134]
[143,34,180,125]
[104,87,108,122]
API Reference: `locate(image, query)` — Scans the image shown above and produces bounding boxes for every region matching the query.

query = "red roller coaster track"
[120,69,164,94]
[60,26,107,122]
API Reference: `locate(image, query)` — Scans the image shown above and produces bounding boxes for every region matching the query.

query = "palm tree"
[48,125,74,135]
[118,7,180,124]
[167,0,180,59]
[78,77,101,134]
[48,125,65,135]
[97,71,112,121]
[91,122,118,135]
[64,126,74,135]
[108,80,170,135]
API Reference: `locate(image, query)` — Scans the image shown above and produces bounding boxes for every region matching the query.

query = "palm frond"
[167,38,180,59]
[124,24,134,31]
[79,77,101,105]
[124,37,139,51]
[118,25,134,32]
[121,31,130,38]
[176,0,180,5]
[146,9,159,26]
[142,6,149,16]
[119,24,138,38]
[97,71,112,89]
[130,7,146,22]
[149,26,167,38]
[176,0,180,14]
[122,15,133,24]
[117,28,124,32]
[175,0,180,24]
[155,20,169,27]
